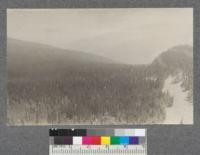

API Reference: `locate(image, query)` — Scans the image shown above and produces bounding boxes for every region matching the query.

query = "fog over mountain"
[7,8,193,65]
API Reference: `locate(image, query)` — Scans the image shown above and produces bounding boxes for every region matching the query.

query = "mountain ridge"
[7,38,116,66]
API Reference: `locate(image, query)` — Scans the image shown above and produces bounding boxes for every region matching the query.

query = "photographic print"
[7,9,193,125]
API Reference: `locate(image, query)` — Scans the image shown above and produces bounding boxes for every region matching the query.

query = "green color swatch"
[111,136,120,145]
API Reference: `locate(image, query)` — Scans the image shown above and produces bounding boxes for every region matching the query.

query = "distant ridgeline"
[7,38,193,125]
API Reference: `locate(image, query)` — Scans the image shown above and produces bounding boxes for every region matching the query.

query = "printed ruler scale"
[49,128,147,155]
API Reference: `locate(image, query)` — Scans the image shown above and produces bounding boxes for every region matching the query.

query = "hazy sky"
[7,9,193,65]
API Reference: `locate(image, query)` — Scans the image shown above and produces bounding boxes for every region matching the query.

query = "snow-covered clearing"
[162,76,193,124]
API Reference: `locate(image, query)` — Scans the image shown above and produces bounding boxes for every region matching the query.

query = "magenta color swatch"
[82,136,91,145]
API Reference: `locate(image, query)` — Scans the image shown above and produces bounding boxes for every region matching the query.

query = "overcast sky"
[7,9,193,65]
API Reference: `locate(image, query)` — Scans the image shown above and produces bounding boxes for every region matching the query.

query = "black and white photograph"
[7,9,193,125]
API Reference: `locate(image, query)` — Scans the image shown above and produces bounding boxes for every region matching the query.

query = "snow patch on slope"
[162,75,193,124]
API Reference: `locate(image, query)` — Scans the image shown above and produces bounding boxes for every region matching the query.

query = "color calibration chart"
[49,128,147,155]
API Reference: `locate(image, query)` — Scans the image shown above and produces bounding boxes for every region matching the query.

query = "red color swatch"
[91,136,101,145]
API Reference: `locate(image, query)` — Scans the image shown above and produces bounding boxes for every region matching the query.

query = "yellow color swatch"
[101,136,110,145]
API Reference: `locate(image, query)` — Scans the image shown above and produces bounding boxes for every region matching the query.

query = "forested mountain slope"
[7,39,193,125]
